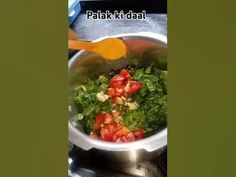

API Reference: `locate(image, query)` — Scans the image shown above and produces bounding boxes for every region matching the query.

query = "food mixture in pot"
[72,65,167,143]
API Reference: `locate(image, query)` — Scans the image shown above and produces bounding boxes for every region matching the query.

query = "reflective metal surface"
[68,146,167,177]
[68,32,167,163]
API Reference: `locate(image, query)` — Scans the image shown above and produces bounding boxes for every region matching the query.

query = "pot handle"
[142,128,167,152]
[68,122,92,150]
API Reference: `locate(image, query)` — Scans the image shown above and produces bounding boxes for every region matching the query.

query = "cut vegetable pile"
[72,66,167,143]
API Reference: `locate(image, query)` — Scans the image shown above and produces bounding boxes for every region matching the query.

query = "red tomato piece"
[114,85,125,97]
[94,114,105,130]
[133,129,144,140]
[120,135,128,142]
[110,75,125,86]
[104,113,114,124]
[113,82,124,88]
[100,121,119,142]
[128,81,142,94]
[112,127,130,142]
[107,122,118,135]
[100,127,113,141]
[115,86,124,94]
[108,88,116,97]
[126,132,136,142]
[115,137,123,143]
[120,69,131,79]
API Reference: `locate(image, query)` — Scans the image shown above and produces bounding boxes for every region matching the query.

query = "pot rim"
[68,32,167,152]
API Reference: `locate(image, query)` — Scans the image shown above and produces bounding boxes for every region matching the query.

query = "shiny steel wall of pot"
[68,32,167,163]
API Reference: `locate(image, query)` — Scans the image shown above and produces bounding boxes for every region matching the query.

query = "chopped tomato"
[106,122,118,135]
[109,84,125,98]
[104,113,113,124]
[100,121,119,141]
[108,88,116,97]
[133,129,144,140]
[128,81,142,94]
[110,75,125,86]
[115,137,123,143]
[92,68,145,143]
[112,82,124,88]
[112,111,121,118]
[115,85,124,92]
[94,114,105,130]
[120,136,128,142]
[126,132,136,142]
[112,127,130,142]
[120,69,131,79]
[123,82,130,93]
[100,127,113,141]
[114,86,125,97]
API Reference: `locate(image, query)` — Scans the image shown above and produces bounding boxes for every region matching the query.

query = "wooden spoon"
[68,38,127,60]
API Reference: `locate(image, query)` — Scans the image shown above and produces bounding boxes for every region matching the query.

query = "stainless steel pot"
[68,32,167,163]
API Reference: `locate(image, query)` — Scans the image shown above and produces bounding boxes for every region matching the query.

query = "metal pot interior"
[68,34,167,152]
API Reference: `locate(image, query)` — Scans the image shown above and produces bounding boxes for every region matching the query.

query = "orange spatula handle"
[68,40,94,51]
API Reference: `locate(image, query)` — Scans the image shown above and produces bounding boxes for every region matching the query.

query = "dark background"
[79,0,167,13]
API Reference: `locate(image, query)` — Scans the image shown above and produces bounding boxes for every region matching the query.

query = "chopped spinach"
[71,66,167,136]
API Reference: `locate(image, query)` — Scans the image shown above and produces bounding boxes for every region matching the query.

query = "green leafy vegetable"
[123,66,167,133]
[71,66,167,136]
[72,77,112,133]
